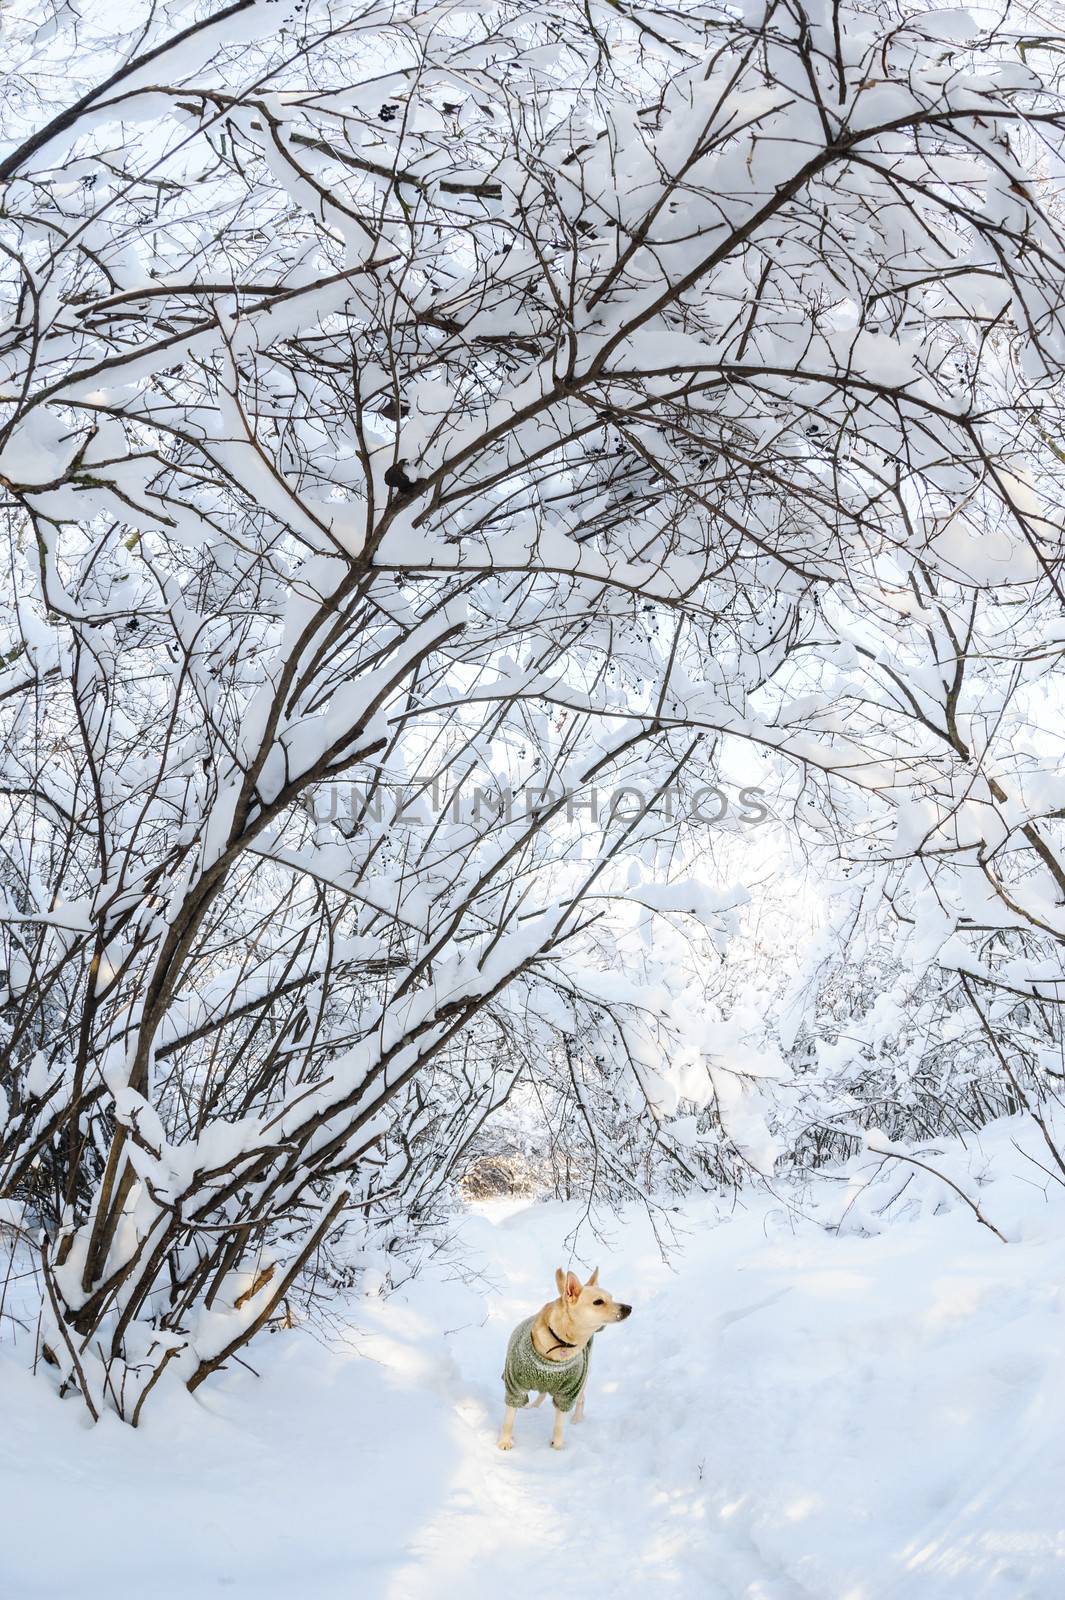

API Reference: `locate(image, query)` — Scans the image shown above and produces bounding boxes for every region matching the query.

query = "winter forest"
[1,0,1065,1594]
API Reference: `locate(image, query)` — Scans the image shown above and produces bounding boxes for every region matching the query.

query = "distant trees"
[1,0,1064,1417]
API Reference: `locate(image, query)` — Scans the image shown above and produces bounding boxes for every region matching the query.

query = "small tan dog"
[497,1266,632,1451]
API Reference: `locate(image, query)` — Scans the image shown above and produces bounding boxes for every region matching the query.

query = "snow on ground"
[3,1129,1065,1599]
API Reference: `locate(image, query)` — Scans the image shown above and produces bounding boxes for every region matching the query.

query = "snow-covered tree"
[1,0,1064,1417]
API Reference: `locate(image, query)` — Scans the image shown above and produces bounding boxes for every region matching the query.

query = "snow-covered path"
[3,1183,1064,1599]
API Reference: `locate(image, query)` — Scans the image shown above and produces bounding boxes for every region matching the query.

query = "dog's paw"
[550,1439,565,1450]
[497,1437,513,1451]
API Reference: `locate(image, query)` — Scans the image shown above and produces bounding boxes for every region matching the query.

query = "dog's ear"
[587,1266,599,1286]
[563,1271,582,1301]
[555,1267,566,1296]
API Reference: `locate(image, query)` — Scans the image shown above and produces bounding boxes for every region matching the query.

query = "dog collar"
[543,1320,578,1357]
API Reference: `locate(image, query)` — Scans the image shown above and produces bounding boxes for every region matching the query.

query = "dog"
[497,1266,632,1451]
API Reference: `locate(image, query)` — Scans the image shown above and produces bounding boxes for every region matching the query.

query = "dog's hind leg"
[497,1404,517,1450]
[573,1387,585,1423]
[532,1391,547,1408]
[550,1404,566,1450]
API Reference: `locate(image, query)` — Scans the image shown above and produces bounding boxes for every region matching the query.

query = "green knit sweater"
[502,1315,592,1412]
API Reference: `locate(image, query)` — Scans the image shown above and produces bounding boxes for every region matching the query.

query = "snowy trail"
[385,1206,777,1600]
[3,1186,1064,1599]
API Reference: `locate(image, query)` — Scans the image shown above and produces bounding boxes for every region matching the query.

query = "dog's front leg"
[497,1404,517,1450]
[550,1405,566,1450]
[573,1388,585,1424]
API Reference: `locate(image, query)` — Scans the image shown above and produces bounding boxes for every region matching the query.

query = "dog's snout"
[619,1303,632,1319]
